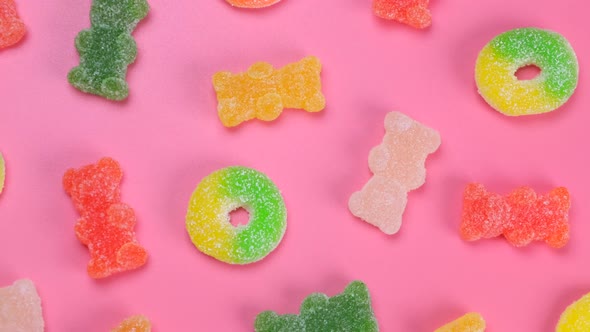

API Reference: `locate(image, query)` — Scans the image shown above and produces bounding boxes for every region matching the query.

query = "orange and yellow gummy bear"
[212,56,326,127]
[112,315,151,332]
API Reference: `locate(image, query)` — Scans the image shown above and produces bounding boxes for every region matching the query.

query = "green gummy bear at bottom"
[68,0,149,101]
[255,281,379,332]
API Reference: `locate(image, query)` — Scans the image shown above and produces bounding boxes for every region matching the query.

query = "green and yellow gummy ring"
[475,28,578,116]
[186,166,287,264]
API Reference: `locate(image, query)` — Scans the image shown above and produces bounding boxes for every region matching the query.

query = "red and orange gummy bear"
[63,157,147,278]
[0,0,25,49]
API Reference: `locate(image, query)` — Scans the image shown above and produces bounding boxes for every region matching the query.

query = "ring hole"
[229,207,250,227]
[515,65,541,80]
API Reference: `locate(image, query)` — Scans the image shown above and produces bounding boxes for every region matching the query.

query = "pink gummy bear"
[0,279,44,332]
[63,157,148,279]
[349,112,440,234]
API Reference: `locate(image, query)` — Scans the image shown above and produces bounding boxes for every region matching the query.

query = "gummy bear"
[373,0,431,29]
[349,112,441,234]
[0,279,44,332]
[68,0,149,101]
[255,281,379,332]
[435,313,486,332]
[212,56,326,127]
[557,292,590,331]
[0,0,25,49]
[0,152,5,194]
[63,157,148,278]
[112,315,151,332]
[225,0,280,8]
[460,183,571,248]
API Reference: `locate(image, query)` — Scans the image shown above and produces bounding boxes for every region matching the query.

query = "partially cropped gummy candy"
[460,183,571,248]
[0,279,44,332]
[68,0,150,100]
[0,0,26,49]
[435,313,486,332]
[373,0,431,29]
[63,157,148,278]
[213,56,326,127]
[349,112,440,235]
[225,0,280,8]
[0,152,5,194]
[255,281,379,332]
[112,315,151,332]
[557,292,590,332]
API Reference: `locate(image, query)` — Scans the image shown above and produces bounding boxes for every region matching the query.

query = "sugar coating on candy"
[475,28,578,116]
[349,112,440,234]
[63,157,148,278]
[0,153,5,194]
[225,0,280,8]
[112,315,151,332]
[213,56,325,127]
[373,0,431,29]
[255,281,379,332]
[0,279,44,332]
[68,0,149,101]
[557,292,590,331]
[186,166,287,264]
[460,183,571,248]
[0,0,26,49]
[435,313,486,332]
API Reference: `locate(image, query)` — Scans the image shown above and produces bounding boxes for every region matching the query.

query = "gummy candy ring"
[475,28,578,116]
[186,166,287,264]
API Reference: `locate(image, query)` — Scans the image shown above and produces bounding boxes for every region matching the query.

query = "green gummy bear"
[255,281,379,332]
[68,0,149,101]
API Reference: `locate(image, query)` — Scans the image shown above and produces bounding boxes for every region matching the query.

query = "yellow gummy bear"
[435,313,486,332]
[212,56,326,127]
[112,315,151,332]
[557,292,590,331]
[0,153,5,194]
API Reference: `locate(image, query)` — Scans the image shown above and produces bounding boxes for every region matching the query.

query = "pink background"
[1,0,589,330]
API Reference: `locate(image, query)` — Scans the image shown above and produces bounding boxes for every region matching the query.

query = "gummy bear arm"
[368,145,389,173]
[117,34,138,65]
[74,219,91,244]
[75,29,93,53]
[131,0,150,20]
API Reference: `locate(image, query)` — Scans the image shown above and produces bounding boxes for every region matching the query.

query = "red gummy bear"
[460,183,571,248]
[373,0,431,29]
[0,0,26,49]
[63,157,147,278]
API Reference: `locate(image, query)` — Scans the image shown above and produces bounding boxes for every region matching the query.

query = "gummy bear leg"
[545,227,570,248]
[256,93,283,121]
[117,242,148,270]
[101,77,129,101]
[68,66,96,94]
[87,256,111,279]
[304,92,326,112]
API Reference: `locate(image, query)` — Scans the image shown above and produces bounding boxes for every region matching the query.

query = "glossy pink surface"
[0,0,589,331]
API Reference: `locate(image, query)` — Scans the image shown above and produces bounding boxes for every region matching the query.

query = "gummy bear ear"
[98,157,123,181]
[384,112,412,133]
[130,0,150,20]
[343,281,370,301]
[63,169,76,194]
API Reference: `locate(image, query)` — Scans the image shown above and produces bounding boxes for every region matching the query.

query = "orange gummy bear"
[460,183,571,248]
[212,56,326,127]
[63,157,148,278]
[112,315,151,332]
[225,0,280,8]
[0,0,25,49]
[373,0,431,29]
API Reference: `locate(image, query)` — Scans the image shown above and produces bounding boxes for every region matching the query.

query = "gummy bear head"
[368,112,441,190]
[63,157,123,215]
[90,0,149,30]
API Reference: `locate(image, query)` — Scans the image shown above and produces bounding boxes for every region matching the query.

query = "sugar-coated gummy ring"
[475,28,578,116]
[186,166,287,264]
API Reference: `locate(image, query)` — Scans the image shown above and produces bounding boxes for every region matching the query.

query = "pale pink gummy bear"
[0,279,44,332]
[349,112,440,234]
